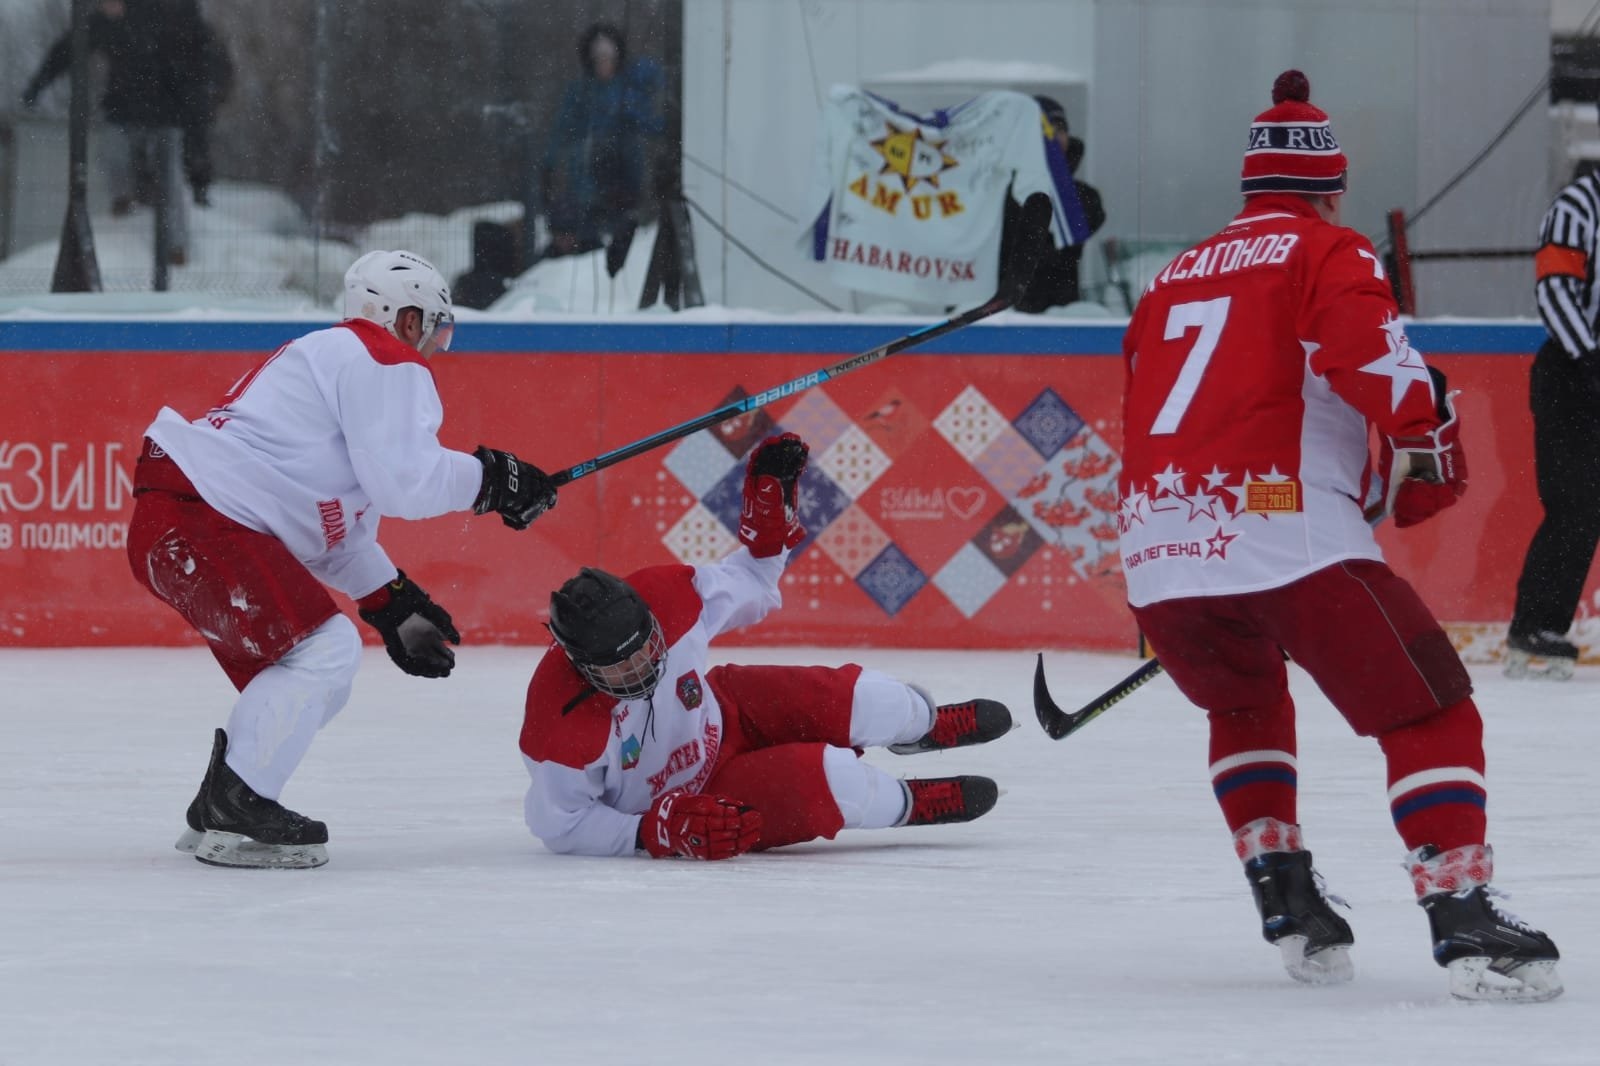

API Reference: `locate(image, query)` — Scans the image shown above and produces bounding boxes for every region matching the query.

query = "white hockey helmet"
[343,249,455,353]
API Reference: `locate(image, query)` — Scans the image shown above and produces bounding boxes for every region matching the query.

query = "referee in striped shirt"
[1507,166,1600,680]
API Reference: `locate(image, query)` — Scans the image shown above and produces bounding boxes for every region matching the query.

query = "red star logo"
[1204,526,1240,560]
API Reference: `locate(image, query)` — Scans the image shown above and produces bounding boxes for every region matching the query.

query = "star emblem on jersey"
[1205,525,1241,560]
[1151,463,1187,498]
[676,671,703,710]
[870,123,959,192]
[1360,317,1432,411]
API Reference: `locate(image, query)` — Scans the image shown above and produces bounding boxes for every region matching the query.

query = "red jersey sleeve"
[1299,231,1441,439]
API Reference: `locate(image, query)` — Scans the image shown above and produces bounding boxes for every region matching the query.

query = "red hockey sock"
[1376,698,1487,852]
[1207,696,1297,834]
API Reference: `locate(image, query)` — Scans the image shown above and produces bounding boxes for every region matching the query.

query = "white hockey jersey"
[144,319,484,599]
[518,548,787,857]
[804,86,1090,304]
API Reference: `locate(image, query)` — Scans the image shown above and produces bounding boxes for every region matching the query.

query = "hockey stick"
[1034,653,1163,741]
[548,194,1056,487]
[1034,511,1396,740]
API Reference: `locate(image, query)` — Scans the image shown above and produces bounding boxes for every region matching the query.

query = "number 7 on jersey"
[1150,297,1232,435]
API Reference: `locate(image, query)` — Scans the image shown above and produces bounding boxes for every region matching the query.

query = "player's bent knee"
[280,614,362,685]
[1344,628,1473,736]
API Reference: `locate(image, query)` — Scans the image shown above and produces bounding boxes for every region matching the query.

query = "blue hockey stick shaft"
[548,291,1014,487]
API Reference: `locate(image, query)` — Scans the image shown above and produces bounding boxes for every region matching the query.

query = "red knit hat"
[1241,70,1348,196]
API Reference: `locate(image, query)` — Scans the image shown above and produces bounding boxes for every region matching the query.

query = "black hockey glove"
[473,446,558,530]
[357,571,461,679]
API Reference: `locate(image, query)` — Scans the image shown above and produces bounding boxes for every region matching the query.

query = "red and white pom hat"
[1241,70,1348,196]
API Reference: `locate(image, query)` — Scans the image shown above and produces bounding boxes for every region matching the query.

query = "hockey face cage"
[567,615,668,700]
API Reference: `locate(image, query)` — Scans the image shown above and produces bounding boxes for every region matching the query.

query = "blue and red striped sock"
[1208,697,1297,833]
[1378,698,1487,852]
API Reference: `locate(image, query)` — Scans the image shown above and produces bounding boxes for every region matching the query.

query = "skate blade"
[1447,957,1563,1003]
[1277,937,1354,985]
[1503,650,1575,681]
[174,827,203,854]
[194,830,328,870]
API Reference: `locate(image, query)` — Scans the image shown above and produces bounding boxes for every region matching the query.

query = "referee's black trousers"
[1510,340,1600,636]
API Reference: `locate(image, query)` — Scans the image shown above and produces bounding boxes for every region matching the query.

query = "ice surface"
[0,645,1592,1065]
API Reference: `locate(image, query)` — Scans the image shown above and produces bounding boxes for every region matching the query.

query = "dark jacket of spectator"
[540,23,667,257]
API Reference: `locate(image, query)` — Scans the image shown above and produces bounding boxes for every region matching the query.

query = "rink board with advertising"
[0,318,1571,653]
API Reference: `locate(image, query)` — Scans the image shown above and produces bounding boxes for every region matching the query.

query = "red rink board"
[0,340,1573,651]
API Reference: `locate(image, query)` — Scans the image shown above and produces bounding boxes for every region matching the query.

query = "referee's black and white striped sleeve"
[1535,176,1600,358]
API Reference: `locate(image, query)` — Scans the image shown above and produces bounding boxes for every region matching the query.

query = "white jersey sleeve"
[522,754,643,857]
[692,546,787,636]
[336,354,484,521]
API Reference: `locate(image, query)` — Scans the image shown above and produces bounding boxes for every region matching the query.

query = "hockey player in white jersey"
[126,250,559,869]
[519,432,1013,860]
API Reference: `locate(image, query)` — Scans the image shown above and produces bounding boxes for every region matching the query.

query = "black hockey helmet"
[548,567,666,699]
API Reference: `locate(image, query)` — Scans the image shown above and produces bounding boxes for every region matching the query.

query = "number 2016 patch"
[677,671,703,710]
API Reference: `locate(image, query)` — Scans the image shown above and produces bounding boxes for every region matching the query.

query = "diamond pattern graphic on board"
[814,504,892,578]
[933,543,1008,619]
[1013,387,1084,459]
[856,543,927,616]
[778,390,853,452]
[662,503,740,564]
[705,386,777,458]
[817,424,892,500]
[972,425,1048,498]
[664,431,740,498]
[933,385,1007,460]
[654,377,1122,621]
[856,387,929,460]
[971,504,1044,577]
[1007,425,1122,581]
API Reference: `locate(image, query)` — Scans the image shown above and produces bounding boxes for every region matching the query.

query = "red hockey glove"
[739,432,809,557]
[640,789,763,860]
[1373,373,1467,529]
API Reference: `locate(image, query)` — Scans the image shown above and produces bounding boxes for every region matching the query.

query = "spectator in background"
[1504,162,1600,680]
[452,220,519,310]
[538,22,666,262]
[20,0,226,265]
[170,0,233,210]
[1000,95,1106,312]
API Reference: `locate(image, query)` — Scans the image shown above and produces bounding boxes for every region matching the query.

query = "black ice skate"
[185,728,329,869]
[1413,845,1562,1002]
[889,698,1015,755]
[1245,849,1355,985]
[1503,629,1577,681]
[896,775,1000,826]
[173,751,215,855]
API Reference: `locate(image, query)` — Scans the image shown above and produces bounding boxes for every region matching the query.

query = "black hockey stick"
[1034,653,1164,741]
[548,193,1056,487]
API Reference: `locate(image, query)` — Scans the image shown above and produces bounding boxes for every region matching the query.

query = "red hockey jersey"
[1118,195,1442,607]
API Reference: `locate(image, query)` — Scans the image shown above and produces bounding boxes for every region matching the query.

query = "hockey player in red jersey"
[1114,72,1560,1000]
[519,433,1012,859]
[127,250,560,869]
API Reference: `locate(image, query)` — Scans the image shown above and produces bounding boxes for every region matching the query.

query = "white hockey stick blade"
[194,830,328,870]
[1276,937,1354,986]
[174,827,203,854]
[1446,957,1563,1003]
